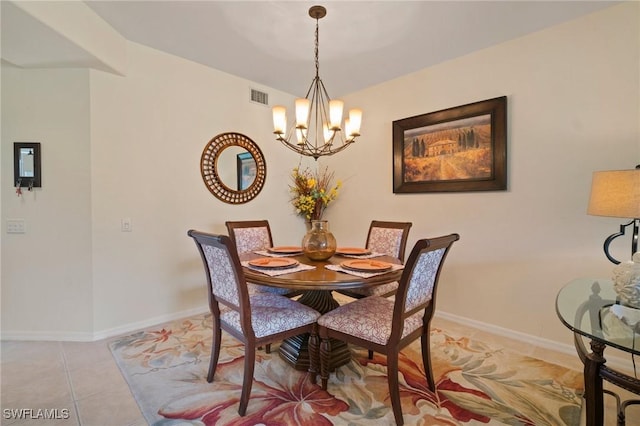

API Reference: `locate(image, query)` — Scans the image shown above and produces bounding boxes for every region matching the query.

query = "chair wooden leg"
[308,324,319,384]
[238,344,255,416]
[421,330,435,392]
[320,337,332,390]
[368,349,374,359]
[387,352,404,426]
[207,325,222,383]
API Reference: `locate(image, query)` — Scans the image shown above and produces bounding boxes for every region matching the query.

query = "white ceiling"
[2,1,620,97]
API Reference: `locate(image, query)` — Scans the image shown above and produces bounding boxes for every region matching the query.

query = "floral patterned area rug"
[109,313,583,426]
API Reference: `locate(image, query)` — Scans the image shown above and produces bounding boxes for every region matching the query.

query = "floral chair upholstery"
[187,230,320,417]
[225,220,297,298]
[312,234,459,426]
[230,226,272,255]
[368,228,406,259]
[338,220,412,299]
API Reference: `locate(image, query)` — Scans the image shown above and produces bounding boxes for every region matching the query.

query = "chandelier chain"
[314,17,320,79]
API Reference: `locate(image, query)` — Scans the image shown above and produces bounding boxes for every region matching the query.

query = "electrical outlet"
[121,218,132,232]
[7,219,26,234]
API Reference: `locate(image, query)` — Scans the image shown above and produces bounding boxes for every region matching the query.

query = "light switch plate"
[7,219,26,234]
[121,218,132,232]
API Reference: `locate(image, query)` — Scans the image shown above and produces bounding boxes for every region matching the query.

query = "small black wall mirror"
[14,142,41,188]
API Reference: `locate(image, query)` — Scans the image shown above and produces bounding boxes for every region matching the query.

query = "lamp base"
[603,219,639,264]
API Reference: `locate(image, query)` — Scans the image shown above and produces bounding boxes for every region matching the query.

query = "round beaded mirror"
[200,132,266,204]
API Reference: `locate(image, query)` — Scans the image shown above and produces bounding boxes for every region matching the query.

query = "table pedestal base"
[279,290,351,371]
[280,334,351,372]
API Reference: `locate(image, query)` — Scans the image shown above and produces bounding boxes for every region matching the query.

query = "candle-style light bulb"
[296,128,307,146]
[344,118,353,141]
[323,123,333,143]
[295,99,310,128]
[348,109,362,137]
[329,100,344,130]
[273,106,286,135]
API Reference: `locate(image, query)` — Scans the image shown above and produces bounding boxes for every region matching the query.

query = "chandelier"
[272,5,362,160]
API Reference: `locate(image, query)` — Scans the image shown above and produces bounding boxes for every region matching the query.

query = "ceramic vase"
[612,252,640,308]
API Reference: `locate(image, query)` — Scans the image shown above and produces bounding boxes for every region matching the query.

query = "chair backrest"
[187,230,254,336]
[391,234,459,339]
[365,220,412,262]
[225,220,273,255]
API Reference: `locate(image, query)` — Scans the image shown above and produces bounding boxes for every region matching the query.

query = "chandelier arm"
[301,79,316,149]
[316,80,331,145]
[277,131,356,160]
[321,140,355,156]
[304,76,315,100]
[311,79,322,149]
[317,77,342,137]
[317,78,332,106]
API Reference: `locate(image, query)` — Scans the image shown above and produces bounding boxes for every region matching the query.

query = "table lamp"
[587,166,640,264]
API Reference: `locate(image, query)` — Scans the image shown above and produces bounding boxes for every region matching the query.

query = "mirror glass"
[200,133,266,204]
[19,148,35,177]
[216,146,256,190]
[14,142,41,187]
[237,152,257,191]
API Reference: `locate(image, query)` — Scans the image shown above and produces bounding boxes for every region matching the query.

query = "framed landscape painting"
[392,96,507,193]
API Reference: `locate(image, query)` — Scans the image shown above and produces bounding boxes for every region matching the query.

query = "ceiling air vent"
[250,88,269,106]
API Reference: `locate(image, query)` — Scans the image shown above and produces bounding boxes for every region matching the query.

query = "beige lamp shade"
[587,169,640,219]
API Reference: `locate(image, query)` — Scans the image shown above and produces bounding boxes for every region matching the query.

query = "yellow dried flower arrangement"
[290,166,341,220]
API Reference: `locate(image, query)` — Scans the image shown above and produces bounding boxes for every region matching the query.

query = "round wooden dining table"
[241,252,403,371]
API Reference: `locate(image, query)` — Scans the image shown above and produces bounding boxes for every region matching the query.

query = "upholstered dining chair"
[187,230,320,417]
[225,220,299,297]
[312,233,459,426]
[337,220,412,299]
[225,220,300,354]
[225,220,273,255]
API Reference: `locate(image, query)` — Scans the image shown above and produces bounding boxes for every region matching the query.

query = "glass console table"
[556,278,640,426]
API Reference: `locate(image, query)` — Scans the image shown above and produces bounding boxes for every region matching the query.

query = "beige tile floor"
[1,315,639,425]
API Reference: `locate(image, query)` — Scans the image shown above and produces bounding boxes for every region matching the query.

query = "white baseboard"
[436,310,574,354]
[0,330,95,342]
[92,305,210,341]
[435,310,637,375]
[1,305,210,342]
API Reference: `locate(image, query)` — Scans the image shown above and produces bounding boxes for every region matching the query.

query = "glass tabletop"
[556,277,640,355]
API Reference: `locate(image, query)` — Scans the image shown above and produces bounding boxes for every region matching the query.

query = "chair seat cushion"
[318,296,422,345]
[247,282,296,296]
[221,294,320,338]
[347,281,398,297]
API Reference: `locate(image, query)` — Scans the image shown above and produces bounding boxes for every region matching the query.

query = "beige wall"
[1,3,639,353]
[326,2,640,347]
[1,66,94,339]
[88,42,310,334]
